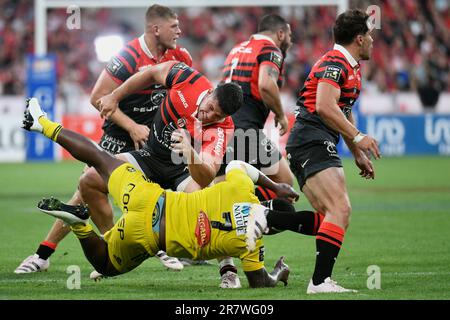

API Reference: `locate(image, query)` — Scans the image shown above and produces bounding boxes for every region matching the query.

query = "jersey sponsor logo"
[230,46,252,55]
[150,90,166,106]
[177,117,187,128]
[258,246,265,262]
[106,57,123,75]
[232,203,252,236]
[177,90,189,109]
[156,122,178,148]
[126,166,136,172]
[323,65,342,82]
[270,52,283,69]
[133,105,159,113]
[195,210,211,248]
[213,127,225,156]
[323,140,339,157]
[99,134,127,154]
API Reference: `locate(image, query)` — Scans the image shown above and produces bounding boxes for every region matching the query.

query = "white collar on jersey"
[333,44,359,68]
[250,34,276,46]
[196,89,209,107]
[139,34,154,59]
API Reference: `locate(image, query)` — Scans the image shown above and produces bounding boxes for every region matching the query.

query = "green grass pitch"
[0,156,449,300]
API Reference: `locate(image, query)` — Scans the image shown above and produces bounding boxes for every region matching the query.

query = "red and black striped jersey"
[296,44,361,118]
[293,44,362,140]
[221,34,284,129]
[103,34,192,138]
[145,62,234,165]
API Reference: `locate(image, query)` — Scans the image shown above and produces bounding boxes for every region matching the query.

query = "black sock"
[264,199,324,235]
[36,243,56,260]
[312,222,345,285]
[266,209,319,235]
[220,265,237,276]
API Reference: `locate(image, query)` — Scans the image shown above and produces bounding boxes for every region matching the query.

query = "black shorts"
[98,133,136,155]
[286,123,342,190]
[125,149,190,191]
[217,128,282,175]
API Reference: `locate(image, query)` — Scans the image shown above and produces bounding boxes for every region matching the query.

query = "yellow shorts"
[165,168,264,272]
[103,163,164,274]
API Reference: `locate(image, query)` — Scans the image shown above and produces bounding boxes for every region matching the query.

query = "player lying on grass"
[22,98,298,288]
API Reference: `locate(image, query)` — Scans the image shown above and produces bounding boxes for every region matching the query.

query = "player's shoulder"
[167,46,193,66]
[322,49,352,69]
[122,37,142,54]
[225,167,254,191]
[250,36,281,52]
[212,116,234,131]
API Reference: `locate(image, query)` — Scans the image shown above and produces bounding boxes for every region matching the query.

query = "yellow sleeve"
[225,168,255,194]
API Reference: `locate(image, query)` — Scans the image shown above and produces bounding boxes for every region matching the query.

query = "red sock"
[255,186,277,201]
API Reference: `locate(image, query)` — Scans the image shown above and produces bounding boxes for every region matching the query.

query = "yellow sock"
[71,223,94,239]
[38,116,63,141]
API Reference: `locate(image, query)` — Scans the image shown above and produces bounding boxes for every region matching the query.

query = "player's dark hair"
[145,4,177,24]
[333,9,370,45]
[215,82,243,116]
[258,14,289,33]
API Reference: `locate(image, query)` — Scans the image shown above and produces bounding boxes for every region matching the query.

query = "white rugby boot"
[156,251,184,271]
[307,277,358,294]
[219,271,242,289]
[22,98,46,133]
[14,254,50,274]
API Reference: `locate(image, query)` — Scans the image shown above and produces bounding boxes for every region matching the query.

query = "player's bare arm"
[258,64,288,135]
[91,70,150,149]
[98,61,176,118]
[316,81,381,159]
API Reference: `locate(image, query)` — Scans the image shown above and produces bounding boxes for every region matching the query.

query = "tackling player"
[22,98,297,288]
[14,5,191,275]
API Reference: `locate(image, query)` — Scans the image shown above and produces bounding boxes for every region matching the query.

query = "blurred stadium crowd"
[0,0,449,109]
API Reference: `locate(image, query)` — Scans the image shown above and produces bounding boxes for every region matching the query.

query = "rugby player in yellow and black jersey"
[22,98,299,288]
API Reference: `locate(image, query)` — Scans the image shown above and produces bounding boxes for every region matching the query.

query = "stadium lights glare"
[94,35,124,62]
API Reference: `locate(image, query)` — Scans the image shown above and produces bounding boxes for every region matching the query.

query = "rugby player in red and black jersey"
[216,14,295,201]
[286,9,381,293]
[84,61,260,288]
[15,5,191,275]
